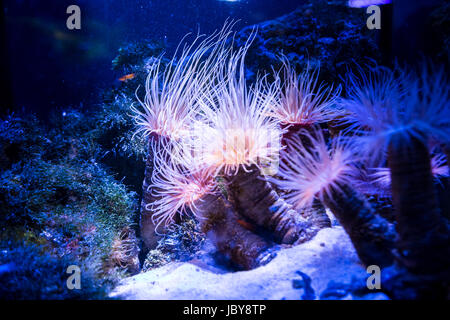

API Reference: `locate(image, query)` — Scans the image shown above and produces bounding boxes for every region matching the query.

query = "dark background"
[1,0,307,116]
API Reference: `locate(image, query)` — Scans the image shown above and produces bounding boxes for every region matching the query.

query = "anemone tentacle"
[268,127,358,210]
[338,64,450,166]
[148,139,216,232]
[269,127,396,266]
[130,22,235,141]
[189,31,284,176]
[270,58,341,128]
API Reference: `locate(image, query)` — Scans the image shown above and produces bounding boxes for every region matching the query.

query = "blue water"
[3,0,306,116]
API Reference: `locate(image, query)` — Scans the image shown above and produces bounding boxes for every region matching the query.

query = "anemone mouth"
[268,128,357,209]
[186,122,283,177]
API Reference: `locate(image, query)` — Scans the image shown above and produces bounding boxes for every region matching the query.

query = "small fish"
[237,219,256,232]
[118,73,136,82]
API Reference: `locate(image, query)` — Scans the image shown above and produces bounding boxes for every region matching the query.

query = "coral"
[142,216,205,272]
[112,40,165,72]
[142,250,171,271]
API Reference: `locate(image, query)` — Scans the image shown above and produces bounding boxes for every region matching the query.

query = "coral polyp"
[269,128,357,210]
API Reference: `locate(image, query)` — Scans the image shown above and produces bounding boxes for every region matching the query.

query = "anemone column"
[387,135,450,275]
[225,166,317,245]
[323,183,396,268]
[280,125,332,229]
[196,192,277,270]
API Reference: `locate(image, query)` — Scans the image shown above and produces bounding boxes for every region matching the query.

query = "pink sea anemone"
[269,59,341,127]
[189,34,284,176]
[131,23,234,141]
[268,127,358,210]
[147,140,216,231]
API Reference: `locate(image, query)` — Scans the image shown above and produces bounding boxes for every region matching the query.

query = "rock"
[110,227,389,300]
[234,0,381,84]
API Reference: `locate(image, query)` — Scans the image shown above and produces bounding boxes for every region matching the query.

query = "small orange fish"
[118,73,136,82]
[237,219,256,232]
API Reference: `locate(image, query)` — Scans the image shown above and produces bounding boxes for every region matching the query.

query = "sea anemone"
[110,227,139,273]
[269,127,357,210]
[339,64,450,165]
[131,23,234,141]
[269,59,341,128]
[340,63,450,283]
[136,23,236,249]
[271,127,396,266]
[190,36,283,177]
[148,140,216,231]
[148,138,277,270]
